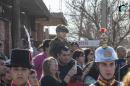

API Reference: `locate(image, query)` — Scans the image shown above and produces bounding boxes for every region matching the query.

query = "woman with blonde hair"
[40,57,75,86]
[122,71,130,86]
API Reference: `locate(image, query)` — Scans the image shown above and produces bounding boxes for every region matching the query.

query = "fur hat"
[10,49,32,69]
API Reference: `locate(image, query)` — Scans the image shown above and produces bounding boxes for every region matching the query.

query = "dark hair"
[72,49,84,60]
[56,46,69,55]
[56,24,69,33]
[70,42,79,47]
[84,48,93,64]
[39,39,51,51]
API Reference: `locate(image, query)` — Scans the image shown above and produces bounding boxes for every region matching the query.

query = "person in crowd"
[40,57,75,86]
[82,62,98,86]
[90,46,123,86]
[67,49,84,86]
[49,24,70,59]
[67,66,83,86]
[120,50,130,81]
[10,49,33,86]
[116,46,127,67]
[116,46,127,81]
[70,42,80,55]
[1,60,12,86]
[84,48,94,65]
[56,46,84,86]
[33,39,51,80]
[72,49,85,69]
[82,48,98,86]
[56,46,77,81]
[122,71,130,86]
[29,69,39,86]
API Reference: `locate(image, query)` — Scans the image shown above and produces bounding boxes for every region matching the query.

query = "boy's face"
[11,67,30,85]
[57,32,67,40]
[98,61,116,80]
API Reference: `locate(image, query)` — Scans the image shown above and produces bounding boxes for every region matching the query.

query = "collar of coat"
[11,80,31,86]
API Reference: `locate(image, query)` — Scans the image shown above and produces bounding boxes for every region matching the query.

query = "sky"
[43,0,67,35]
[43,0,66,12]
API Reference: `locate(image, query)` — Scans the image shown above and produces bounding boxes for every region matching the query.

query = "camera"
[68,59,75,68]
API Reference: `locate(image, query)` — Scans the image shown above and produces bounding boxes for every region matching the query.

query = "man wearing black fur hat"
[10,49,32,86]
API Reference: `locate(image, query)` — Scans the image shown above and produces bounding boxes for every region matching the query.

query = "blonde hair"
[122,71,130,86]
[42,57,57,76]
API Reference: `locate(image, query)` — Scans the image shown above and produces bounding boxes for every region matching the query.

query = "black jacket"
[40,75,67,86]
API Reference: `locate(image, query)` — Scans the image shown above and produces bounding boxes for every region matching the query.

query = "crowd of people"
[0,24,130,86]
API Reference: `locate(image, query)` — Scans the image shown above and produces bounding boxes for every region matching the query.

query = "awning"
[0,0,50,18]
[20,0,50,18]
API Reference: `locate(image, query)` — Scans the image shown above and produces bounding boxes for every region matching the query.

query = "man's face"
[98,61,116,80]
[11,67,30,85]
[58,50,71,64]
[57,32,67,40]
[117,49,126,58]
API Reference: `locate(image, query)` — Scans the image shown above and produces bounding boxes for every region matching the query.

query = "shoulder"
[32,53,45,62]
[49,38,61,46]
[50,37,59,43]
[41,75,53,80]
[115,80,124,86]
[33,52,44,58]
